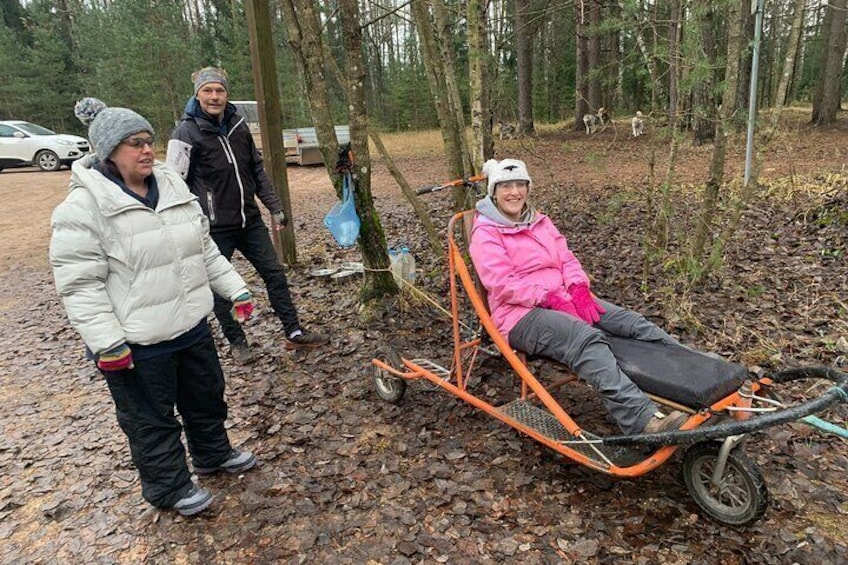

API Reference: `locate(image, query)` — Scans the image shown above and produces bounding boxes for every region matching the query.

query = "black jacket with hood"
[170,98,282,232]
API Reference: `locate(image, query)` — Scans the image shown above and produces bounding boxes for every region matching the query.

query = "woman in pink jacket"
[469,159,686,436]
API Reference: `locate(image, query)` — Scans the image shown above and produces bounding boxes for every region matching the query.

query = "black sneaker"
[194,448,257,476]
[172,482,214,516]
[284,329,329,350]
[231,342,255,365]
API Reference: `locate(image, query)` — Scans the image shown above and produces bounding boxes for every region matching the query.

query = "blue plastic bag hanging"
[323,171,360,248]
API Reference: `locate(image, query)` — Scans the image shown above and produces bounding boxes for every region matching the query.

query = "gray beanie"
[192,66,229,94]
[74,97,154,159]
[482,158,532,197]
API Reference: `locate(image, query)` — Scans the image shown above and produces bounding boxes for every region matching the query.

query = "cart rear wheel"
[682,442,768,527]
[373,346,406,404]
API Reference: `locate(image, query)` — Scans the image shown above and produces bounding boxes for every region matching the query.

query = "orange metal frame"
[372,211,763,477]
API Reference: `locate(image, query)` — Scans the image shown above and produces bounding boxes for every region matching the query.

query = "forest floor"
[1,110,846,563]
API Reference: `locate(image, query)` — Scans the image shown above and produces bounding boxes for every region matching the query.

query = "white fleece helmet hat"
[482,158,532,197]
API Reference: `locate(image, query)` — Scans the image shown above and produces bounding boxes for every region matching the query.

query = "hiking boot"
[642,410,688,435]
[194,448,257,476]
[284,329,329,350]
[231,342,255,365]
[172,482,214,516]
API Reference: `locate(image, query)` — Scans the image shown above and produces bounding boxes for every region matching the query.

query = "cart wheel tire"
[35,150,61,172]
[682,442,769,527]
[373,346,406,404]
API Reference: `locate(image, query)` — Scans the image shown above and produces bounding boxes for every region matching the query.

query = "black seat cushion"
[605,336,749,409]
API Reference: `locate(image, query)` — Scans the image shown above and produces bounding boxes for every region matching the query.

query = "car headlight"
[55,139,74,146]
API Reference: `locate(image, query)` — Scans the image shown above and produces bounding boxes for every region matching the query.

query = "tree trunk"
[776,0,805,108]
[691,2,731,264]
[586,0,601,112]
[812,0,847,125]
[691,4,717,147]
[369,130,442,255]
[721,0,742,124]
[430,0,474,180]
[737,8,755,116]
[619,0,665,113]
[574,2,589,128]
[468,0,493,168]
[244,0,296,263]
[338,0,397,299]
[279,0,340,173]
[667,0,681,128]
[410,0,467,210]
[515,0,535,136]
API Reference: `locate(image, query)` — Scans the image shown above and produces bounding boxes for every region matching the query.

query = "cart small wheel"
[373,346,407,404]
[682,442,769,527]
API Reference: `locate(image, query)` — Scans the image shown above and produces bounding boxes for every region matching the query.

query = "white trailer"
[231,101,350,166]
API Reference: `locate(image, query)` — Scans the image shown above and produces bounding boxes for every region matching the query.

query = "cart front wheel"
[373,346,406,404]
[682,442,768,527]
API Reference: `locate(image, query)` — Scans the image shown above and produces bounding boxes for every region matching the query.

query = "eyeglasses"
[123,136,155,149]
[496,181,529,194]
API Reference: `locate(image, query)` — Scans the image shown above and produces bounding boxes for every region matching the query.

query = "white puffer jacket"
[50,155,248,355]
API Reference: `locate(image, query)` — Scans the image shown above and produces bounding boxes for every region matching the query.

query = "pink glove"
[540,289,580,319]
[231,292,254,323]
[569,283,606,325]
[97,343,134,372]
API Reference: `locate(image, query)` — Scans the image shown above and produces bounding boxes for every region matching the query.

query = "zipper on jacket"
[206,191,217,223]
[217,129,248,228]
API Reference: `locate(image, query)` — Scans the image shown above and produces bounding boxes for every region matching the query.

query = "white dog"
[583,107,605,134]
[631,111,644,137]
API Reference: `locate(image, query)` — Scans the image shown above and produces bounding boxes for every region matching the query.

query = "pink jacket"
[469,212,590,336]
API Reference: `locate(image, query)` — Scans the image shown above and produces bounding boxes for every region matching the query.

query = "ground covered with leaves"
[1,113,846,563]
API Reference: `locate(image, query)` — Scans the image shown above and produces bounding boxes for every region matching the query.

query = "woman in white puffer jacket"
[49,98,257,517]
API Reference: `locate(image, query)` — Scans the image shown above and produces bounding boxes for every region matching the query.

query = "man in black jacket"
[167,67,327,363]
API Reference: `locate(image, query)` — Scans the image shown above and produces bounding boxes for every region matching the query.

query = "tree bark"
[586,0,601,112]
[411,0,471,210]
[618,0,665,113]
[430,0,474,179]
[244,0,296,263]
[338,0,397,299]
[776,0,805,108]
[574,2,589,128]
[279,0,340,173]
[369,129,442,255]
[692,4,717,147]
[812,0,847,125]
[468,0,493,167]
[667,0,681,128]
[515,0,535,136]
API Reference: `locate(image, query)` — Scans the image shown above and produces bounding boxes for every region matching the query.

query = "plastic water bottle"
[388,248,403,283]
[400,246,416,284]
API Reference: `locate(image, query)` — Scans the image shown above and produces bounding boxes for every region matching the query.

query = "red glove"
[540,289,580,319]
[97,343,134,372]
[568,283,606,325]
[231,292,254,323]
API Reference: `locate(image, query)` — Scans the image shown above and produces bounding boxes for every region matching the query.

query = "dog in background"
[582,107,606,134]
[498,120,517,141]
[631,111,645,137]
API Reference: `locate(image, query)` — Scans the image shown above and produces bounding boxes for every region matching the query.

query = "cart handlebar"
[415,174,487,195]
[604,366,848,447]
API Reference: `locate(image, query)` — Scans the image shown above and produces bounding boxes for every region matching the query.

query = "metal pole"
[744,0,765,187]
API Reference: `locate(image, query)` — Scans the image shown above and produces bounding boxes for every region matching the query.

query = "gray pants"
[508,300,678,435]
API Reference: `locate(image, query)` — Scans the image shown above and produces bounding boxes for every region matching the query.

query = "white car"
[0,120,90,172]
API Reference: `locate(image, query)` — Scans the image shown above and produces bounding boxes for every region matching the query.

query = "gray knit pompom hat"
[74,97,154,159]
